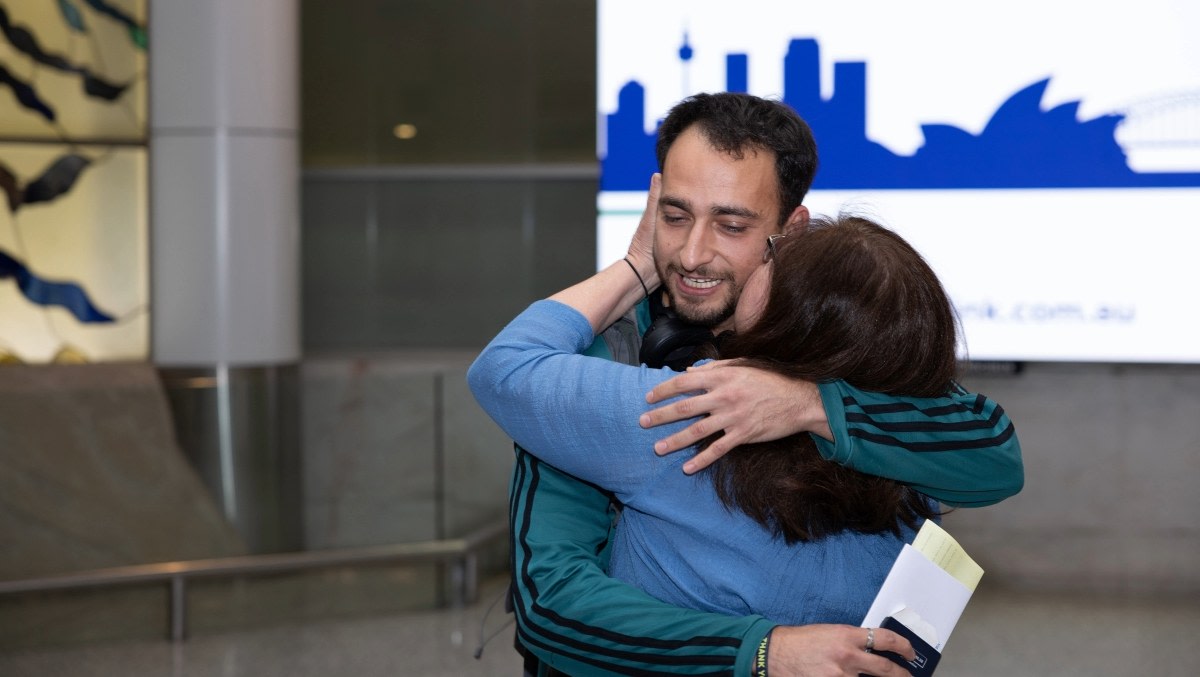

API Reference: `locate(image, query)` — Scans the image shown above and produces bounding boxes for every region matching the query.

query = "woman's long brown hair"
[700,215,959,543]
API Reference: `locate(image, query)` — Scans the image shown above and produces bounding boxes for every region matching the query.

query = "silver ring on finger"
[865,627,875,653]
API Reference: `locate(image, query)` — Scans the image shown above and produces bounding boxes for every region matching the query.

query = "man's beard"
[661,264,741,329]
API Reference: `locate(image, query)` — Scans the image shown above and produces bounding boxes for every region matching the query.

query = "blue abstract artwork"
[0,1,147,362]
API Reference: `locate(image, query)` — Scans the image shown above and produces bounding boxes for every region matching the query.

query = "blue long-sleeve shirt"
[470,299,916,625]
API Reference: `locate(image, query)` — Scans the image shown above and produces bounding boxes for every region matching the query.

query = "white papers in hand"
[860,543,974,651]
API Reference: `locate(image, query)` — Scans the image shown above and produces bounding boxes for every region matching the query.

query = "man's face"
[655,126,801,333]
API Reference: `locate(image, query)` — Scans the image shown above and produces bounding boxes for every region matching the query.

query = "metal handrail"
[0,519,509,641]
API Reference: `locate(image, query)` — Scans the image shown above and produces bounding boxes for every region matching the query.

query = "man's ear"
[782,205,809,234]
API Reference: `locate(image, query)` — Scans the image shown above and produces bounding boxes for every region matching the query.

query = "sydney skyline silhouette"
[601,37,1200,191]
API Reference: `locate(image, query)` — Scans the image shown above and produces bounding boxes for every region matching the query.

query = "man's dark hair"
[700,215,959,542]
[656,92,819,225]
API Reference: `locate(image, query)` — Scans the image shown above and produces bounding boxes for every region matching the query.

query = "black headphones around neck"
[639,291,715,370]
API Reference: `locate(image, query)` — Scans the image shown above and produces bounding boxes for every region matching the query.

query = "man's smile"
[679,275,722,291]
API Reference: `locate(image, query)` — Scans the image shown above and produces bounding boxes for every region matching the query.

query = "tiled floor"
[1,575,1197,676]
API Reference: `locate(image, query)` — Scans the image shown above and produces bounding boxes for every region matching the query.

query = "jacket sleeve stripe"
[841,393,989,417]
[844,405,1007,433]
[509,451,743,673]
[847,421,1017,453]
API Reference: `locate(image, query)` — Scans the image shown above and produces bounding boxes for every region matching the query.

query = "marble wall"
[0,354,512,580]
[946,363,1200,593]
[301,352,511,550]
[0,364,244,581]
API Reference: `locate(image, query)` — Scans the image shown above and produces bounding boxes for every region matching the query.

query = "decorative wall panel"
[0,0,146,363]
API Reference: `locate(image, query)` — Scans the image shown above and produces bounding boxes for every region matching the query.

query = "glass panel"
[301,175,597,350]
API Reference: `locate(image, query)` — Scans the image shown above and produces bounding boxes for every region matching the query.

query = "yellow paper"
[912,520,984,592]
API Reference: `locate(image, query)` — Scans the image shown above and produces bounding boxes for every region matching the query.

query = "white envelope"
[860,543,974,651]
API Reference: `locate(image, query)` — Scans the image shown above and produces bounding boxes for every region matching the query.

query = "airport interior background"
[0,0,1198,675]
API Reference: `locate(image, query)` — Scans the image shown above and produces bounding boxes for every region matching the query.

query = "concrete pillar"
[149,0,301,553]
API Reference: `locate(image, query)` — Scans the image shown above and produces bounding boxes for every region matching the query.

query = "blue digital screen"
[598,0,1200,363]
